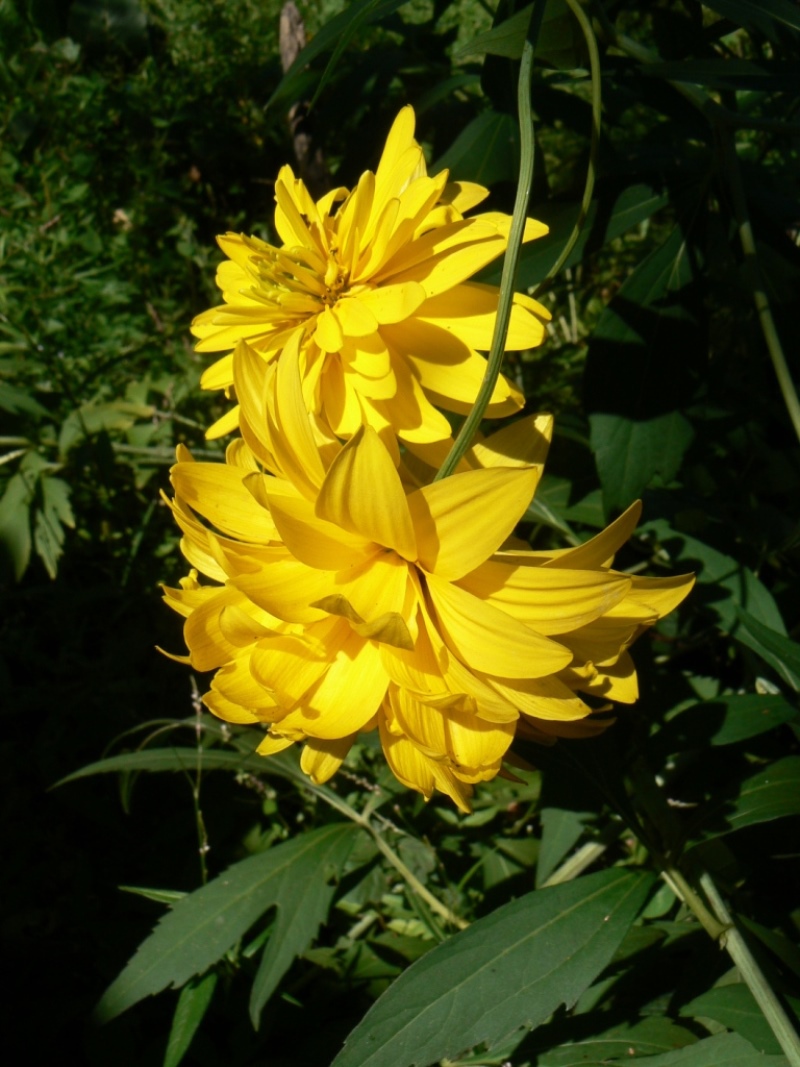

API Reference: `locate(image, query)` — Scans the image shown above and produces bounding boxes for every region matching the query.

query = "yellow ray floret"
[191,106,551,442]
[164,354,694,809]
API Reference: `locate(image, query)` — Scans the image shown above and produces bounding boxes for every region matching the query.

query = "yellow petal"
[383,318,523,416]
[374,106,418,200]
[231,549,336,624]
[425,572,573,679]
[488,673,593,721]
[171,461,277,542]
[265,331,327,498]
[418,282,549,351]
[256,474,375,570]
[300,735,355,783]
[333,296,379,337]
[408,465,539,580]
[199,352,234,391]
[314,306,343,351]
[250,625,336,707]
[457,562,632,635]
[279,628,388,739]
[316,425,417,561]
[358,281,427,325]
[205,404,241,441]
[372,353,453,444]
[543,502,643,569]
[440,180,490,215]
[320,355,367,437]
[468,414,553,470]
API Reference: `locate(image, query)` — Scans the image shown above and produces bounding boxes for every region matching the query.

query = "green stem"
[699,872,800,1067]
[533,0,601,293]
[722,133,800,445]
[434,31,537,481]
[628,756,800,1064]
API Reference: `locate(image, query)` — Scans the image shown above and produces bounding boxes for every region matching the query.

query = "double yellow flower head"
[166,108,693,810]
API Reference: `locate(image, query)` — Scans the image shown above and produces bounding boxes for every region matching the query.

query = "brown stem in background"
[280,3,331,199]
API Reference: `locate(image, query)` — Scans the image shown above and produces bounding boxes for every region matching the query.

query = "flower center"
[321,257,347,307]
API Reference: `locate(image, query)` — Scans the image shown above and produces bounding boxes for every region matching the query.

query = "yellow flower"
[163,342,694,810]
[191,106,550,442]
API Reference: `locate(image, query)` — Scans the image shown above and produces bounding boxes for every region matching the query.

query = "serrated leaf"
[681,983,800,1055]
[34,474,74,577]
[431,110,519,186]
[331,868,653,1067]
[163,972,217,1067]
[54,744,307,791]
[119,886,188,905]
[610,1031,789,1066]
[0,469,35,579]
[590,410,695,512]
[0,381,50,418]
[59,400,155,455]
[686,756,800,847]
[96,823,359,1025]
[735,610,800,691]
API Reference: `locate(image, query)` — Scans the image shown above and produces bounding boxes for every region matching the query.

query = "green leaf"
[455,1,583,69]
[163,972,217,1067]
[642,59,800,92]
[739,918,800,980]
[119,886,188,906]
[0,469,35,579]
[536,807,590,886]
[735,610,800,691]
[641,521,787,636]
[54,744,309,792]
[681,983,800,1055]
[431,110,519,186]
[703,0,800,37]
[590,410,695,513]
[584,225,703,511]
[481,184,669,289]
[655,694,798,753]
[0,381,49,418]
[267,0,407,110]
[331,868,653,1067]
[58,400,155,455]
[612,1031,789,1066]
[536,1017,697,1065]
[34,474,74,578]
[96,823,359,1026]
[686,756,800,847]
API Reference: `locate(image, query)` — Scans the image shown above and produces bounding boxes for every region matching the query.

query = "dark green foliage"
[3,1,800,1065]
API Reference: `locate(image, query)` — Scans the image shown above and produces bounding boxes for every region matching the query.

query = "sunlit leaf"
[331,868,653,1067]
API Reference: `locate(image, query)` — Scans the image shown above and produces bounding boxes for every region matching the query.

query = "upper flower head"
[192,106,551,443]
[163,343,694,810]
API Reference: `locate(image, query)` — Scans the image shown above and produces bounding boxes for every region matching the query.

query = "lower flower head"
[164,346,694,809]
